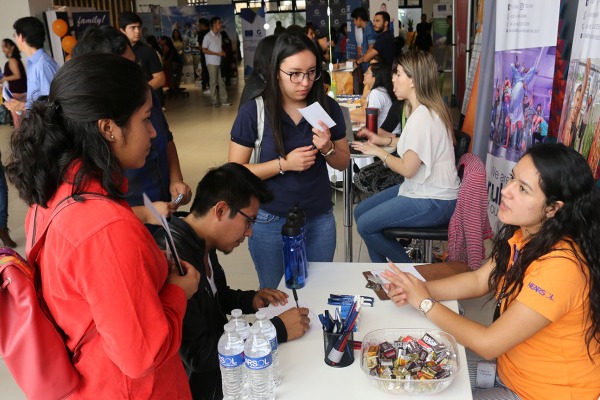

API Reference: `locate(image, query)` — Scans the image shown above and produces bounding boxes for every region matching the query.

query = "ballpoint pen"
[292,288,300,308]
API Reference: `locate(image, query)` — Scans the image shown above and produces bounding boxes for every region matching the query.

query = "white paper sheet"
[370,265,427,284]
[298,102,337,130]
[143,193,184,275]
[258,301,320,331]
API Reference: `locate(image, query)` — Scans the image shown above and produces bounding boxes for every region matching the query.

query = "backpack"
[0,195,102,400]
[0,104,13,125]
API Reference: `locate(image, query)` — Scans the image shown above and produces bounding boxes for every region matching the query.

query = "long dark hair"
[264,32,327,156]
[2,38,20,59]
[369,62,394,102]
[489,143,600,354]
[6,53,149,207]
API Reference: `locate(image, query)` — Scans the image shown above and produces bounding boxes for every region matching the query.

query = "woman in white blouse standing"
[352,51,459,262]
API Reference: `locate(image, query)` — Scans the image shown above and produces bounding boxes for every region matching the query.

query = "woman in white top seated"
[350,62,400,134]
[352,51,459,262]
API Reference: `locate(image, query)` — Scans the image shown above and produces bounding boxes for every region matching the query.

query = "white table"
[275,262,473,399]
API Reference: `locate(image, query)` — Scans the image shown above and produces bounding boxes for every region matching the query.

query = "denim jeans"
[354,184,456,263]
[248,208,336,288]
[0,164,9,228]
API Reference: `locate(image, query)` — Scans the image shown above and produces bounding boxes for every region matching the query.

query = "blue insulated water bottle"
[282,216,306,289]
[289,203,308,277]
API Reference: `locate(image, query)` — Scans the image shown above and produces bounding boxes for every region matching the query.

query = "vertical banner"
[548,1,580,137]
[240,8,266,77]
[486,0,560,228]
[556,1,600,181]
[306,0,329,36]
[370,0,399,35]
[71,12,110,38]
[346,0,362,59]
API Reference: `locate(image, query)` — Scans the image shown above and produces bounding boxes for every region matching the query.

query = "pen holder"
[323,331,355,368]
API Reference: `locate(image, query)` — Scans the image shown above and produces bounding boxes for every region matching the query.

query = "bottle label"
[269,337,278,351]
[219,352,245,368]
[245,353,272,370]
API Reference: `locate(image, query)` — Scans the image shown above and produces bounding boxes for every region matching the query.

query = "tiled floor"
[0,75,493,398]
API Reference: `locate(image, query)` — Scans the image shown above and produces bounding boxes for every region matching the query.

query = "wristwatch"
[320,141,336,158]
[419,298,436,315]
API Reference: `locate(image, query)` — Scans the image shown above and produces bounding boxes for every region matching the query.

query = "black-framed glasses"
[233,208,256,229]
[279,69,321,84]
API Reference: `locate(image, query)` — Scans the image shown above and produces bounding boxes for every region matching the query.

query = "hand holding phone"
[173,193,184,206]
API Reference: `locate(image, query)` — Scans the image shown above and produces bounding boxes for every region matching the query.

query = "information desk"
[275,262,472,399]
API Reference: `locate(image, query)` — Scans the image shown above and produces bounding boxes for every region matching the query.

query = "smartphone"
[173,193,184,206]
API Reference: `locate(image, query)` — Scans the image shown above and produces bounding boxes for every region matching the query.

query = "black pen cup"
[323,331,355,367]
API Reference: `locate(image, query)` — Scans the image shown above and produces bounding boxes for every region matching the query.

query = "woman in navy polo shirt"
[229,32,350,289]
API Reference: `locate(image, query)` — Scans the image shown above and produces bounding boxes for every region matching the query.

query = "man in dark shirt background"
[118,11,165,91]
[415,13,433,52]
[357,11,396,69]
[197,18,210,93]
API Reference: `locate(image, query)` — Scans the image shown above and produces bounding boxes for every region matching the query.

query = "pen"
[292,288,299,308]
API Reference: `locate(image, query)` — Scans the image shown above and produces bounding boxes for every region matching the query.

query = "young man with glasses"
[154,162,310,400]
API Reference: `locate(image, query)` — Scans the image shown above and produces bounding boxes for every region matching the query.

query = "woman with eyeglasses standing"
[229,32,350,289]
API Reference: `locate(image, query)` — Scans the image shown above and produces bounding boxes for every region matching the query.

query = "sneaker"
[221,102,232,107]
[203,89,211,95]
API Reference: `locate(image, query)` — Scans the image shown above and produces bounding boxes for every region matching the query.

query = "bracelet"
[387,137,393,146]
[320,140,336,158]
[382,154,390,168]
[277,156,285,175]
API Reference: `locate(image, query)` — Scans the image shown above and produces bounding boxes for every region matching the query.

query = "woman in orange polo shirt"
[383,143,600,400]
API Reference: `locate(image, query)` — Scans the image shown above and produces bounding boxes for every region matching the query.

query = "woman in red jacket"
[6,53,200,399]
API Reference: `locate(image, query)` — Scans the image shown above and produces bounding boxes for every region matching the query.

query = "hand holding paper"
[298,102,337,129]
[143,193,185,276]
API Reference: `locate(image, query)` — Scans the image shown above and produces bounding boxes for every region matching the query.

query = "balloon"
[52,19,68,37]
[65,54,71,62]
[61,35,77,54]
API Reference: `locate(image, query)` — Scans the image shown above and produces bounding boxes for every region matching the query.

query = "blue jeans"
[354,184,456,263]
[249,208,336,289]
[0,164,9,228]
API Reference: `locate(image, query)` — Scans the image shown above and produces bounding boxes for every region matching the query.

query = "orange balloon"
[61,35,77,54]
[65,54,71,61]
[52,19,68,37]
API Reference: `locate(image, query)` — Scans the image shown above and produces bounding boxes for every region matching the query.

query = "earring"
[110,135,114,140]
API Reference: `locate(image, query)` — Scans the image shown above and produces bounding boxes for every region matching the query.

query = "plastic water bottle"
[244,324,275,400]
[254,311,280,386]
[218,322,248,400]
[282,216,307,289]
[231,309,250,341]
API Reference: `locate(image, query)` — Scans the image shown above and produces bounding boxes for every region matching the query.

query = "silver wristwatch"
[419,298,437,315]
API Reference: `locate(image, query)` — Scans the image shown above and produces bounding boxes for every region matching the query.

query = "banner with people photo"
[486,0,560,228]
[556,0,600,183]
[159,5,237,56]
[240,8,266,77]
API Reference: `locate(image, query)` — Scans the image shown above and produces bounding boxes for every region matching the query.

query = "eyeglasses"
[233,207,256,229]
[279,69,321,84]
